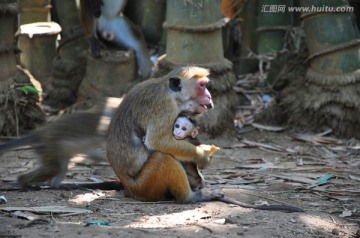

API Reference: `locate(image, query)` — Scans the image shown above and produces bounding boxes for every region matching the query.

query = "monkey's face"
[170,76,214,114]
[173,117,194,140]
[192,77,213,113]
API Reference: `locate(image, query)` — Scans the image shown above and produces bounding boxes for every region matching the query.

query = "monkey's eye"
[175,124,180,128]
[182,127,187,131]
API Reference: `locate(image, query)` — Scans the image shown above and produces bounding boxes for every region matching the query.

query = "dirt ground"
[0,129,359,238]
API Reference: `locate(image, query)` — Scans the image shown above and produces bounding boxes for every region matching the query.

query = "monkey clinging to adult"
[173,114,220,156]
[173,114,220,191]
[106,66,222,203]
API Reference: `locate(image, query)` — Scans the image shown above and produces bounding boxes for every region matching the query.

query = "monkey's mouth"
[201,103,214,109]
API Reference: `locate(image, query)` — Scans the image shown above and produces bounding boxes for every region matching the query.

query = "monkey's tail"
[136,50,152,79]
[0,133,41,152]
[218,197,304,213]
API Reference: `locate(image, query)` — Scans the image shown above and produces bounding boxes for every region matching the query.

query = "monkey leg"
[181,162,206,191]
[17,167,56,190]
[122,151,223,203]
[18,152,69,190]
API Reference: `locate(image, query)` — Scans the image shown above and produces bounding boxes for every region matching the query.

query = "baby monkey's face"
[173,117,198,140]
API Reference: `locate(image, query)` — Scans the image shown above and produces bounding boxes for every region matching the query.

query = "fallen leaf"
[289,133,342,145]
[349,174,360,182]
[0,206,93,215]
[213,218,226,224]
[251,123,285,132]
[0,195,7,204]
[13,211,40,221]
[339,209,352,218]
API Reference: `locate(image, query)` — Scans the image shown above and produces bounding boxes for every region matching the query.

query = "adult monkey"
[106,66,221,203]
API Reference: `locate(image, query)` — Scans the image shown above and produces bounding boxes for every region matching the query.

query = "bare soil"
[0,130,359,238]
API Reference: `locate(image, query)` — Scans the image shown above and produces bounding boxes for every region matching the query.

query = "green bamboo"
[0,1,18,81]
[161,0,238,137]
[238,0,258,74]
[164,0,225,65]
[53,0,87,59]
[18,0,50,25]
[276,0,360,139]
[301,0,360,74]
[257,0,293,54]
[41,0,88,110]
[141,0,166,45]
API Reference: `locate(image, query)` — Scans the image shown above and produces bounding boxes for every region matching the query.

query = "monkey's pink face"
[193,77,213,113]
[170,76,214,114]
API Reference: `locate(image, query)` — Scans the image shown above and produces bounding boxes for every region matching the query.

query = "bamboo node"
[306,68,360,86]
[307,39,360,62]
[163,18,228,32]
[300,5,351,19]
[0,45,20,54]
[256,26,289,32]
[0,3,19,14]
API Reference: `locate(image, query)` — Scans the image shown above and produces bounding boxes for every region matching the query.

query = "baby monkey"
[173,114,219,191]
[173,114,219,155]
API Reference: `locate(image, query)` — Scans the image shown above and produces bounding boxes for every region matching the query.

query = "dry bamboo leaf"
[228,179,262,185]
[349,174,360,182]
[13,211,40,221]
[289,133,343,145]
[311,188,360,196]
[236,162,297,170]
[241,139,284,152]
[339,209,353,218]
[0,206,93,215]
[270,174,316,184]
[251,122,285,132]
[0,195,7,203]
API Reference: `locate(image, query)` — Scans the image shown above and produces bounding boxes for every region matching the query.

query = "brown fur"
[0,97,121,190]
[106,66,222,203]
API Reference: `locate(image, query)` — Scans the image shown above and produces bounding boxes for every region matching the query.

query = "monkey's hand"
[196,146,212,169]
[199,144,220,156]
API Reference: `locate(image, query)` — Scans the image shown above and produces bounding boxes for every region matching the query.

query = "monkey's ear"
[191,127,200,138]
[169,77,182,92]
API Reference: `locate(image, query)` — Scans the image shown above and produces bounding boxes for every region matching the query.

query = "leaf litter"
[1,118,359,237]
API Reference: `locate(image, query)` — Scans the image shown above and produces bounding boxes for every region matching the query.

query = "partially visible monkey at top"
[80,0,152,79]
